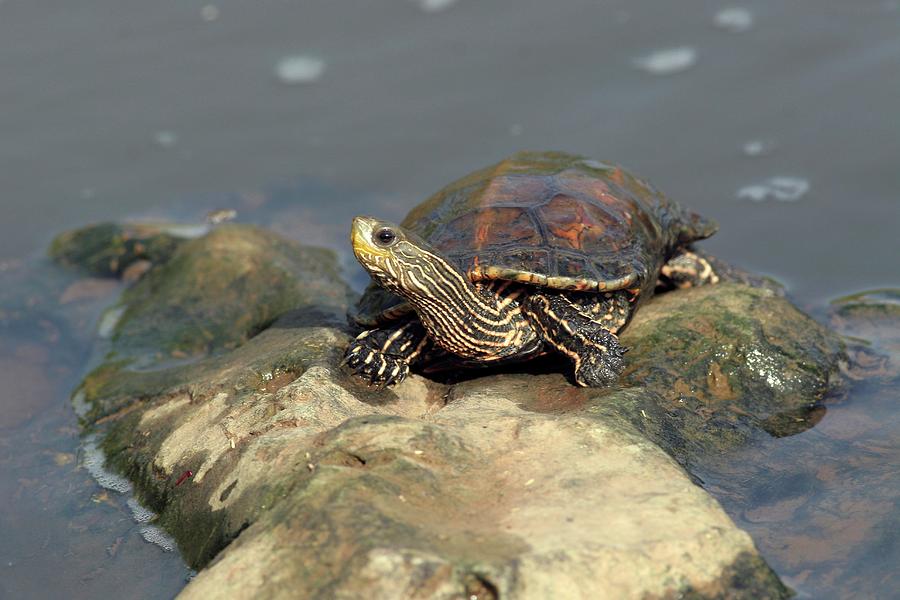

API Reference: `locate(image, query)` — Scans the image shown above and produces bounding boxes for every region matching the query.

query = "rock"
[180,393,780,599]
[49,222,200,278]
[831,289,900,375]
[69,223,845,598]
[77,224,354,420]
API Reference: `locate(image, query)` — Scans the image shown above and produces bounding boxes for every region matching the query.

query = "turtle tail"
[675,209,718,245]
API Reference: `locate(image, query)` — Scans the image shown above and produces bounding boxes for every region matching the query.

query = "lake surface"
[1,1,898,598]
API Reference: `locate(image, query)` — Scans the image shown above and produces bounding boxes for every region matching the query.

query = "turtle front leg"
[343,321,429,386]
[522,291,626,387]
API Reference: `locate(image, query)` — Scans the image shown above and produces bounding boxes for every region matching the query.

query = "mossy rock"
[49,221,197,277]
[64,222,850,598]
[76,224,353,420]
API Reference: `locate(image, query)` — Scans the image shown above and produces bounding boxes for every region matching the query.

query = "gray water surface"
[1,1,899,598]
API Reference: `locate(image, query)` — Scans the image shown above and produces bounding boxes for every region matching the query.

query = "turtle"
[344,151,722,387]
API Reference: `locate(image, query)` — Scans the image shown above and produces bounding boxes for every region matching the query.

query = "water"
[699,318,900,599]
[274,55,327,85]
[632,47,699,75]
[737,176,811,202]
[1,1,898,598]
[713,7,755,33]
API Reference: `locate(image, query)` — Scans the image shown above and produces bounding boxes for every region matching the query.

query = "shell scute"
[428,206,541,254]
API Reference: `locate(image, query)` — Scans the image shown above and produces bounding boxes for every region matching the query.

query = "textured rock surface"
[62,223,847,598]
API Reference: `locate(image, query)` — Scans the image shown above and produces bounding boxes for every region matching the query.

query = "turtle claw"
[343,338,410,387]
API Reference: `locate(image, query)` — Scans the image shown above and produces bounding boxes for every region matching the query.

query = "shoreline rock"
[58,222,845,598]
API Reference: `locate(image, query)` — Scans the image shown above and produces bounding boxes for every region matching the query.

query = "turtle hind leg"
[343,321,428,386]
[658,247,784,293]
[522,291,627,387]
[658,249,722,290]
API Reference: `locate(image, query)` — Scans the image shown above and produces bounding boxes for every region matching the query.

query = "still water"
[1,1,898,598]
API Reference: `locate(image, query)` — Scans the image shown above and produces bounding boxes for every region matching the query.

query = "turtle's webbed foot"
[344,345,410,387]
[574,330,626,387]
[659,250,721,290]
[344,336,411,387]
[343,324,427,387]
[658,248,784,295]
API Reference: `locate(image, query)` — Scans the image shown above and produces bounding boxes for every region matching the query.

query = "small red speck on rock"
[175,470,194,486]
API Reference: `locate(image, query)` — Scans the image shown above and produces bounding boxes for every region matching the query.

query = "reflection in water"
[415,0,459,13]
[737,177,810,202]
[632,46,698,75]
[200,4,220,22]
[153,130,179,149]
[0,264,192,599]
[275,55,327,85]
[742,139,776,157]
[713,7,755,33]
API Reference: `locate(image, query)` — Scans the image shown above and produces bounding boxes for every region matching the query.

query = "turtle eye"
[374,227,398,247]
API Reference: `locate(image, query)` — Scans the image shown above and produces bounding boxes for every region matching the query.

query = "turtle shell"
[355,151,716,324]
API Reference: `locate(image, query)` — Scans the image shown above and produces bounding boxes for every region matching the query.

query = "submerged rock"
[67,223,845,598]
[49,221,202,278]
[832,289,900,360]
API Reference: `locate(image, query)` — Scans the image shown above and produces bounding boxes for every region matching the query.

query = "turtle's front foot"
[344,340,410,386]
[342,323,427,387]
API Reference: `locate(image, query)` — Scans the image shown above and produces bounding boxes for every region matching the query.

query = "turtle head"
[351,216,457,301]
[351,216,536,361]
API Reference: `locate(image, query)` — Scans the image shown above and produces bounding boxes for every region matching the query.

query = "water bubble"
[72,390,90,418]
[415,0,457,13]
[737,177,810,202]
[275,55,326,85]
[98,305,125,338]
[742,139,775,157]
[139,525,177,552]
[82,435,133,494]
[153,130,178,148]
[714,7,754,33]
[127,498,157,524]
[633,47,697,75]
[201,4,219,21]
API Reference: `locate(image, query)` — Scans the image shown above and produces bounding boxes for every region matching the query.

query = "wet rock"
[618,283,844,452]
[831,288,900,377]
[77,224,354,420]
[69,224,845,598]
[181,394,785,599]
[49,222,200,278]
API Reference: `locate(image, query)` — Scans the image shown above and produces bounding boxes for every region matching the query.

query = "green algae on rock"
[49,222,198,278]
[64,222,847,598]
[617,283,845,456]
[72,225,353,422]
[831,289,900,365]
